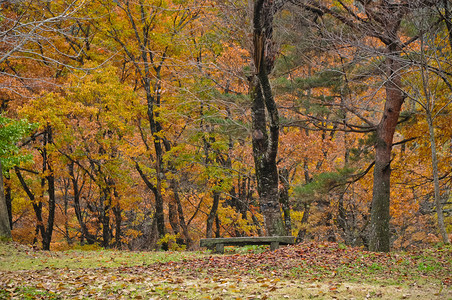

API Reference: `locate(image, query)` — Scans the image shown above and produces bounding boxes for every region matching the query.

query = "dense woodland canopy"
[0,0,451,252]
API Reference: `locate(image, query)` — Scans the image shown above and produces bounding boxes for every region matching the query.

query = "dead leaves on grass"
[0,242,450,299]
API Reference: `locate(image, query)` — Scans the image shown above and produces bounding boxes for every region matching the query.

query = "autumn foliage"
[0,0,451,251]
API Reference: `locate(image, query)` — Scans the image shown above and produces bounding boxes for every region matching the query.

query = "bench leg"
[270,241,279,251]
[215,243,224,254]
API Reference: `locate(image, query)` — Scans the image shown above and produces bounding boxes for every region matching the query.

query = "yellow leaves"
[123,229,142,243]
[216,205,259,236]
[290,210,306,236]
[11,195,32,215]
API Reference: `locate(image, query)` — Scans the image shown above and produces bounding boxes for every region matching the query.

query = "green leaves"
[0,115,36,171]
[293,167,355,200]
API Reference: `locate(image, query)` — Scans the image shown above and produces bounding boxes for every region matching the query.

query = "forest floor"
[0,241,450,299]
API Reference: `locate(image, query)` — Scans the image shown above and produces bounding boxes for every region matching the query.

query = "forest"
[0,0,451,253]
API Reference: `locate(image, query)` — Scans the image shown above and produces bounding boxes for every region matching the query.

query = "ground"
[0,241,450,299]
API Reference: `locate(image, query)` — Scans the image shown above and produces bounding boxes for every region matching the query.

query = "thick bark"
[427,115,450,244]
[0,160,12,240]
[279,168,292,234]
[42,169,55,250]
[148,119,166,241]
[206,191,220,238]
[369,41,404,252]
[42,126,56,251]
[100,190,111,248]
[215,215,221,238]
[251,0,285,236]
[251,76,284,236]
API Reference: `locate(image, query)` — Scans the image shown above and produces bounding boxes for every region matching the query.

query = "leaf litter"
[0,242,450,299]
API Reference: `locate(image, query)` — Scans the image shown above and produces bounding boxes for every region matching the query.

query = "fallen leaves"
[0,242,451,299]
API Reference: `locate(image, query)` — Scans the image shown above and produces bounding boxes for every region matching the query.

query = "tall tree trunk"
[113,204,122,248]
[215,215,221,238]
[100,189,111,248]
[0,160,12,240]
[251,76,284,236]
[146,86,166,241]
[4,171,12,230]
[42,126,56,251]
[62,179,72,245]
[279,168,292,234]
[426,114,450,244]
[173,186,192,248]
[206,191,220,238]
[69,162,95,244]
[135,162,166,248]
[168,198,180,237]
[152,148,166,241]
[15,167,46,244]
[251,0,285,236]
[42,169,55,250]
[369,42,404,252]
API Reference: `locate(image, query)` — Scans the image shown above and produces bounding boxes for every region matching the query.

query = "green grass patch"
[2,286,61,300]
[223,244,269,254]
[0,242,206,271]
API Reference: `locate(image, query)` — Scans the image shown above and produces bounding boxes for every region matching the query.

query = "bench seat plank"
[200,236,295,253]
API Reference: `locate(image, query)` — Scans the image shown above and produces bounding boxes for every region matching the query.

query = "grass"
[0,241,450,299]
[0,242,205,271]
[5,286,61,300]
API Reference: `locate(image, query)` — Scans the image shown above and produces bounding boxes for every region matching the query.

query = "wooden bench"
[199,236,295,254]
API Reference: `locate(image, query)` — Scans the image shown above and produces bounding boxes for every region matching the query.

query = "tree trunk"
[69,162,96,244]
[0,160,12,240]
[152,148,166,242]
[173,187,192,248]
[135,162,166,249]
[168,198,180,237]
[4,171,12,230]
[42,126,55,251]
[296,203,310,243]
[62,179,72,245]
[279,168,292,234]
[206,191,220,238]
[113,204,122,248]
[427,114,450,244]
[42,169,55,250]
[251,75,284,236]
[118,0,168,242]
[146,89,167,242]
[443,0,452,49]
[100,189,111,248]
[369,42,404,252]
[251,0,285,236]
[15,167,46,245]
